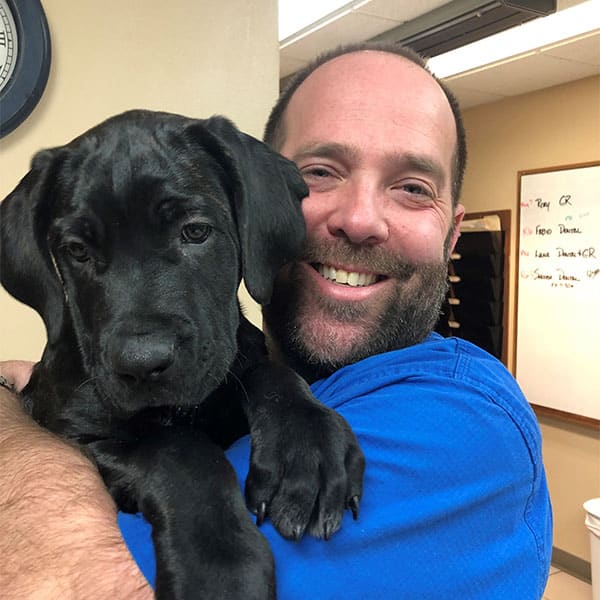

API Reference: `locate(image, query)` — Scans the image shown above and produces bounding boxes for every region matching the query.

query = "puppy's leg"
[241,361,365,542]
[88,430,275,600]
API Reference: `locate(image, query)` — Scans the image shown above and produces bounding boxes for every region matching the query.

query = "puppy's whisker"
[225,369,250,404]
[74,375,102,394]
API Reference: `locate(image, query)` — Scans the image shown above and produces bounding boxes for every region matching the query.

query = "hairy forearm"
[0,390,152,599]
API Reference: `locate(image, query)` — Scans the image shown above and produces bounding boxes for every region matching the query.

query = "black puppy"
[0,110,364,599]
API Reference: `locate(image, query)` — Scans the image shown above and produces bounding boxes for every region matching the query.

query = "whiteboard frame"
[516,161,600,428]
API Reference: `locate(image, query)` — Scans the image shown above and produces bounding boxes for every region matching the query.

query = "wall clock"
[0,0,51,138]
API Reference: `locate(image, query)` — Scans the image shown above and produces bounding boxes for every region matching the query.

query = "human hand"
[0,359,34,393]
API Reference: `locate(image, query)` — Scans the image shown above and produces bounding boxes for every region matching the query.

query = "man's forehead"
[282,50,457,159]
[287,51,450,121]
[295,51,434,95]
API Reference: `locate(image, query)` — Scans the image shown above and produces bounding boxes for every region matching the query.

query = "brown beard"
[263,237,450,382]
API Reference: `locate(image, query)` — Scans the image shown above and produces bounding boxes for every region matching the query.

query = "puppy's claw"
[291,525,303,541]
[349,495,360,521]
[255,501,267,527]
[324,521,333,541]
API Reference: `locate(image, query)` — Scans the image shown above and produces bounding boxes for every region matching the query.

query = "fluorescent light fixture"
[428,0,600,79]
[279,0,370,45]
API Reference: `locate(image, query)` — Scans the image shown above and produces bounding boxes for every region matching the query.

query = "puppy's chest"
[24,368,248,452]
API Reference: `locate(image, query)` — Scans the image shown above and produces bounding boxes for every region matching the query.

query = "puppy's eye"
[65,241,90,262]
[181,222,212,244]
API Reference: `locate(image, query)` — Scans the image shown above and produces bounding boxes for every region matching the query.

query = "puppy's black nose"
[111,335,175,384]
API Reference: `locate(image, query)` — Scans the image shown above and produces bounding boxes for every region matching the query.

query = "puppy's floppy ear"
[1,148,66,344]
[193,116,308,305]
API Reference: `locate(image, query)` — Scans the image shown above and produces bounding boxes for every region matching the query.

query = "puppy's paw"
[244,369,365,541]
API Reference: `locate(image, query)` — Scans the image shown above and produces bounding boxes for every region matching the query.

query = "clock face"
[0,0,51,138]
[0,0,19,93]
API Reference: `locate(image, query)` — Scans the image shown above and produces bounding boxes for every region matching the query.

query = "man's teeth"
[317,264,378,287]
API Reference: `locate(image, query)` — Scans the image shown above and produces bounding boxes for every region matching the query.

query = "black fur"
[0,110,365,599]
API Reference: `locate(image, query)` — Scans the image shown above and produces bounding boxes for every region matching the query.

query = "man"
[0,42,552,599]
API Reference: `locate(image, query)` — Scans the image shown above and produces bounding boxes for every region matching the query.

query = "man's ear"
[448,203,465,254]
[186,116,309,305]
[1,148,67,344]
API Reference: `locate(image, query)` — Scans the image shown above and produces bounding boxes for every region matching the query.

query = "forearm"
[0,389,152,599]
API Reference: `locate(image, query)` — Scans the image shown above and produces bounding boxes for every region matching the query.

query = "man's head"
[263,42,466,381]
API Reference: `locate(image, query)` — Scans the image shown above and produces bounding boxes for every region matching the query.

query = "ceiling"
[279,0,600,109]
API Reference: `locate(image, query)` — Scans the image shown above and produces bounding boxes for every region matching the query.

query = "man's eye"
[181,222,212,244]
[302,167,333,179]
[397,182,435,198]
[64,241,90,262]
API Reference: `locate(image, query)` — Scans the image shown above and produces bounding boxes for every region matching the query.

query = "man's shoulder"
[313,333,539,448]
[314,333,515,398]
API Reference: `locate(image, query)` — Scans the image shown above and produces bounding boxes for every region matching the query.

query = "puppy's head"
[0,110,308,411]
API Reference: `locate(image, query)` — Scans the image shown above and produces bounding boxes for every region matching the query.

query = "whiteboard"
[516,163,600,423]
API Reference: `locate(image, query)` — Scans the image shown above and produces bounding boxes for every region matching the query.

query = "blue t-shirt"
[118,333,552,599]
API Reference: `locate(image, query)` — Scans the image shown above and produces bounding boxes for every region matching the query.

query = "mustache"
[301,237,419,281]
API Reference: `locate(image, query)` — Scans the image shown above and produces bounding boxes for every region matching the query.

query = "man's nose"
[326,180,389,245]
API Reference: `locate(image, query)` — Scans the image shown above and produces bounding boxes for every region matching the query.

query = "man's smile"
[298,261,396,306]
[312,263,383,287]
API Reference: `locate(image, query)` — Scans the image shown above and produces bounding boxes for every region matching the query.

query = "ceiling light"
[279,0,370,45]
[427,0,600,78]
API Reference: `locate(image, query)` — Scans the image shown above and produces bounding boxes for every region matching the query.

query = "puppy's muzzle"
[108,332,176,385]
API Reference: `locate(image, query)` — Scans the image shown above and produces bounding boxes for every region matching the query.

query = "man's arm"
[0,363,152,599]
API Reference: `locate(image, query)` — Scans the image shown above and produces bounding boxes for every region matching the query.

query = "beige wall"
[459,75,600,562]
[0,0,275,360]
